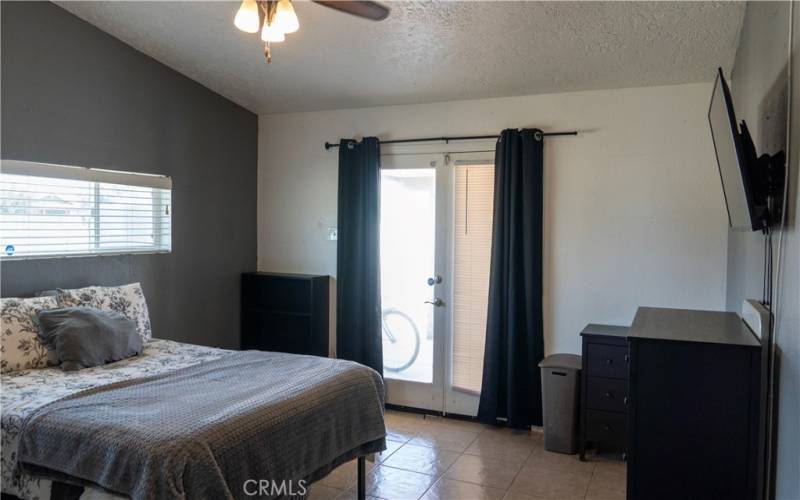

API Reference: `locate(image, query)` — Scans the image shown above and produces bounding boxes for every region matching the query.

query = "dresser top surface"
[580,324,629,338]
[244,272,328,280]
[628,307,760,347]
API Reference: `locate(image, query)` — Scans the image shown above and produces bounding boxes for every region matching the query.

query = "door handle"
[425,298,444,307]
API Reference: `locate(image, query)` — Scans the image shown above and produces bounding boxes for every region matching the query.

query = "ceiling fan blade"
[312,1,390,21]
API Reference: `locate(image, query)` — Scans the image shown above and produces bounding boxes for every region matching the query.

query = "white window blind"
[0,160,171,260]
[452,163,494,394]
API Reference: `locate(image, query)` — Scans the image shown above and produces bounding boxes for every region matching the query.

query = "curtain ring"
[534,131,543,141]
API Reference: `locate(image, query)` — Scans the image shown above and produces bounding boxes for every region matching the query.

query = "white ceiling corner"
[55,1,746,115]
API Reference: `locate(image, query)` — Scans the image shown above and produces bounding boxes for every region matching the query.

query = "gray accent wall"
[1,2,257,349]
[727,2,798,499]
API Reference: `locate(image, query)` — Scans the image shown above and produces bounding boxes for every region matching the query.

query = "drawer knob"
[603,424,612,431]
[605,358,613,365]
[604,391,613,398]
[624,396,630,405]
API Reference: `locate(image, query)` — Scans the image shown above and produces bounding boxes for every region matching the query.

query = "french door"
[379,151,495,416]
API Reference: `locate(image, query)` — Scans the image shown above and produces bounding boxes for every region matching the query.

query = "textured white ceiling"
[56,1,745,114]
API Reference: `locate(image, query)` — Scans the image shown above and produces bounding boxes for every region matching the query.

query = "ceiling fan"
[234,0,390,63]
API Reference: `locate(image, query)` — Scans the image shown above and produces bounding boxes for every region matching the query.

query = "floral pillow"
[57,283,152,342]
[1,296,58,373]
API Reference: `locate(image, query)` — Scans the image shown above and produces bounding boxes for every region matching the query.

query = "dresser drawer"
[586,410,627,448]
[586,377,629,413]
[587,343,628,379]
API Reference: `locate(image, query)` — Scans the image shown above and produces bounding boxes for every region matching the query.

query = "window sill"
[1,250,172,262]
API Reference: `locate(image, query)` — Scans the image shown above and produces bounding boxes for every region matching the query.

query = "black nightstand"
[241,272,330,357]
[578,323,629,461]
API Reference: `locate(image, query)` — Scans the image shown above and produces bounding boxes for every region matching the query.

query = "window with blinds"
[452,163,494,394]
[0,160,171,260]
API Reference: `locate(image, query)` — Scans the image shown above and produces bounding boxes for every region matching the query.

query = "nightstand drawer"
[587,343,628,379]
[586,410,627,448]
[586,377,629,413]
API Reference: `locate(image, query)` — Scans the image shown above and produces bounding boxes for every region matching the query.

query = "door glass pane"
[380,168,436,383]
[452,164,494,393]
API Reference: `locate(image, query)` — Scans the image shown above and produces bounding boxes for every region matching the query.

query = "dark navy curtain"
[477,129,545,428]
[336,137,383,375]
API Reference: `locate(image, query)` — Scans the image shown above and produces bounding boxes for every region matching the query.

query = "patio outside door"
[380,151,494,417]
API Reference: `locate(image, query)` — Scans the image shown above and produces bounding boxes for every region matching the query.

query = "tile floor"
[309,410,626,500]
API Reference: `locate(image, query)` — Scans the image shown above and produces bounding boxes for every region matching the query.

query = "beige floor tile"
[420,416,488,433]
[479,426,542,444]
[364,465,439,500]
[585,461,626,500]
[502,491,563,500]
[376,440,405,463]
[593,460,626,479]
[508,468,591,500]
[444,454,522,490]
[386,410,429,426]
[317,458,376,490]
[464,433,536,465]
[385,411,427,443]
[335,488,385,500]
[408,426,480,453]
[378,411,625,499]
[522,447,596,478]
[381,443,460,476]
[386,430,416,444]
[585,486,626,500]
[420,477,506,500]
[307,483,344,500]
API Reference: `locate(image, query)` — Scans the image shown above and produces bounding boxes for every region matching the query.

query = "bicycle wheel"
[381,308,421,373]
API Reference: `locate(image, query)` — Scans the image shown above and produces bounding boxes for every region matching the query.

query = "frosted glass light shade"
[274,0,299,34]
[234,0,260,33]
[261,21,286,42]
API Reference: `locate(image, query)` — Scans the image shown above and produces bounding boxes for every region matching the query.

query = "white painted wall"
[257,83,729,355]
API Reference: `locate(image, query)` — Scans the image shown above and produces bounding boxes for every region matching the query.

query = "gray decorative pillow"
[56,283,152,342]
[37,307,143,371]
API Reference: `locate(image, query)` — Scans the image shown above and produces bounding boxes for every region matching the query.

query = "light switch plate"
[328,227,338,241]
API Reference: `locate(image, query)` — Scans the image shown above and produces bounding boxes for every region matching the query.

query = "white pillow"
[57,283,152,342]
[1,296,58,373]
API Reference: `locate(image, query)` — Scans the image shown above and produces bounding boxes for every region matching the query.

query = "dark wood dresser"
[579,324,630,460]
[241,272,329,357]
[626,307,763,500]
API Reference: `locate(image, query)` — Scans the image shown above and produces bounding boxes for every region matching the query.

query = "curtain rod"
[323,131,578,150]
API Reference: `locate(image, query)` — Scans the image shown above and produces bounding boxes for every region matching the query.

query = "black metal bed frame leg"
[357,456,366,500]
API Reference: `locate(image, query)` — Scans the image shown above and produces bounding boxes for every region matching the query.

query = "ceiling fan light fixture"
[234,0,260,33]
[235,0,387,63]
[274,0,300,34]
[261,20,286,43]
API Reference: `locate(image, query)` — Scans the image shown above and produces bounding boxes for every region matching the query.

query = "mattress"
[1,339,228,500]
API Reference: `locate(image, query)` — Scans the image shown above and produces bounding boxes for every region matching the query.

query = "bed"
[1,338,385,500]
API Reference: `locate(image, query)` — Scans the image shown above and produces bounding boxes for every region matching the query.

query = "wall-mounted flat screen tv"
[708,68,763,231]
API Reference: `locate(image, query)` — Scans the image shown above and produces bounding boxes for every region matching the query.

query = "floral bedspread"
[1,339,230,500]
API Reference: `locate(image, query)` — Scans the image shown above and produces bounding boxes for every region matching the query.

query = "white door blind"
[0,160,171,260]
[452,163,494,394]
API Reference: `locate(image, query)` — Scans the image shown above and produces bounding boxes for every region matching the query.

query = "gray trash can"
[538,353,582,454]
